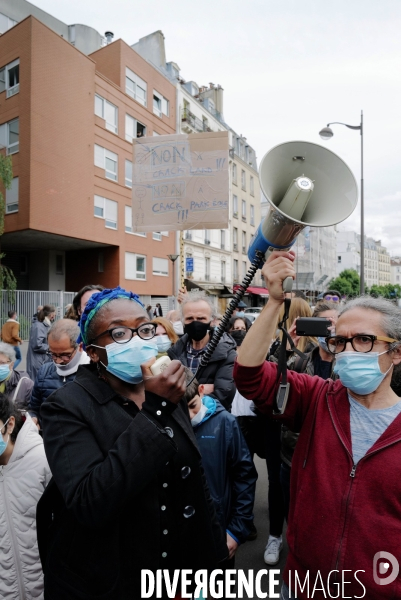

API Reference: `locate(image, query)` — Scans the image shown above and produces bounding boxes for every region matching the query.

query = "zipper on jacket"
[1,466,26,599]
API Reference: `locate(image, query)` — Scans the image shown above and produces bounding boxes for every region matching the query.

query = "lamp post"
[167,254,179,307]
[319,110,364,294]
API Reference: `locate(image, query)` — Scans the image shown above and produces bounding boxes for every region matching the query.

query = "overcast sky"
[33,0,401,255]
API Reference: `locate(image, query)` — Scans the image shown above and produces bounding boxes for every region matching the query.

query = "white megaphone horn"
[248,141,358,278]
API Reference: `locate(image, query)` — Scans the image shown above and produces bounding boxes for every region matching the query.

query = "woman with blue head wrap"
[38,286,228,599]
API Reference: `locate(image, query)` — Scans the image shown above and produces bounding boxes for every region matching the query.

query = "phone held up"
[296,317,331,338]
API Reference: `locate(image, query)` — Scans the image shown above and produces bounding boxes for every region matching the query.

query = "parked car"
[243,307,263,321]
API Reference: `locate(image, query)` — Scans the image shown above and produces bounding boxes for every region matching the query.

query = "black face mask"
[230,330,247,347]
[184,320,211,342]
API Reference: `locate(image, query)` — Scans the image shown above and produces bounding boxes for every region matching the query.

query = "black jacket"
[168,332,237,409]
[193,397,257,544]
[38,364,227,600]
[28,361,77,424]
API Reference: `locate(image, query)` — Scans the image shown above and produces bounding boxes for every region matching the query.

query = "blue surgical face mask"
[156,335,172,353]
[0,418,10,456]
[98,336,158,384]
[191,402,208,427]
[333,350,393,395]
[0,364,11,382]
[236,311,245,318]
[317,337,329,353]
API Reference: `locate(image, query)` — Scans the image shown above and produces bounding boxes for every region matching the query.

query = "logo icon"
[373,551,399,586]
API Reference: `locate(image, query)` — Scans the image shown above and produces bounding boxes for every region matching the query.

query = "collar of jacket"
[74,364,119,404]
[326,381,401,459]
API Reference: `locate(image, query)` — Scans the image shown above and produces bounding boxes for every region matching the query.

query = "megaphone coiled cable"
[186,250,264,388]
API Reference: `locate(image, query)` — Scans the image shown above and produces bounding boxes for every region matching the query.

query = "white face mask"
[172,321,184,336]
[191,402,208,427]
[55,348,82,376]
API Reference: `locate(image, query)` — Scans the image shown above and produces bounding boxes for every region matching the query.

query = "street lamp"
[167,254,179,307]
[319,110,364,294]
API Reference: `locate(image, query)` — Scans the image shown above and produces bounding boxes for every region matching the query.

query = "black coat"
[28,361,77,424]
[168,333,237,409]
[38,364,227,600]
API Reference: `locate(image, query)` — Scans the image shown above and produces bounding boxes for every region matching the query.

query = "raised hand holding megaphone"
[248,140,358,290]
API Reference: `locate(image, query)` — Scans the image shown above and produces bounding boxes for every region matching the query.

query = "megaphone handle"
[283,276,293,294]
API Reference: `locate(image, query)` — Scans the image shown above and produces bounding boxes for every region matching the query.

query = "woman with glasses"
[234,251,401,600]
[37,287,227,600]
[0,394,51,600]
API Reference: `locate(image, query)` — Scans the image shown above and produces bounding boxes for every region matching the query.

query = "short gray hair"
[339,296,401,341]
[48,318,80,347]
[180,290,217,321]
[0,342,17,363]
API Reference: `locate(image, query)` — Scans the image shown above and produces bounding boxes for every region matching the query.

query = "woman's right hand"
[261,251,296,303]
[141,359,186,405]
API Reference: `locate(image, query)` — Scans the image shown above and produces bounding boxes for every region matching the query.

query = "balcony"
[204,239,211,245]
[181,108,212,134]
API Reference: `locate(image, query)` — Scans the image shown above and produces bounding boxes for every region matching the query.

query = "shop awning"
[233,285,269,297]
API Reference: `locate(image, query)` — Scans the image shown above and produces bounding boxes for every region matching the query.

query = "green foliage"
[0,155,17,296]
[369,284,401,299]
[328,269,361,297]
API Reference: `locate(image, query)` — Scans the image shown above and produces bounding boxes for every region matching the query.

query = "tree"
[369,283,401,300]
[0,155,17,294]
[328,269,361,297]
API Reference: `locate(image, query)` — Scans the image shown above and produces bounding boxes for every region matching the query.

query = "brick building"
[0,16,177,306]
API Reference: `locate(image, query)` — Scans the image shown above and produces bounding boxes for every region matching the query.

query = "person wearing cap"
[37,286,227,600]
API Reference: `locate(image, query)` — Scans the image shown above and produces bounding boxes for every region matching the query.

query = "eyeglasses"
[47,349,77,361]
[324,295,340,302]
[89,323,156,345]
[327,334,399,355]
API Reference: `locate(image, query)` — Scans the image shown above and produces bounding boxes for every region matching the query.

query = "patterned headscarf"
[78,286,143,348]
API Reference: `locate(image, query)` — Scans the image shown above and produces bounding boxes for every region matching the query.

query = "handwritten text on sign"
[132,132,229,232]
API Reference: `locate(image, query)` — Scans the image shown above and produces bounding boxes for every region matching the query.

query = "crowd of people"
[0,259,400,599]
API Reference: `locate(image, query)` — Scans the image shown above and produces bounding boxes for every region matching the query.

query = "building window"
[220,230,225,249]
[153,257,169,276]
[233,195,238,218]
[125,160,133,188]
[153,232,162,241]
[94,94,118,133]
[153,90,169,117]
[221,261,226,283]
[55,255,64,275]
[0,118,19,154]
[250,176,254,196]
[125,205,133,233]
[125,68,147,106]
[338,256,342,263]
[205,257,210,281]
[233,227,238,251]
[241,170,246,191]
[205,230,210,244]
[232,163,237,185]
[5,176,18,213]
[0,59,19,97]
[242,231,246,254]
[233,259,238,281]
[242,260,247,279]
[0,13,17,34]
[98,252,104,273]
[242,199,247,221]
[94,145,118,181]
[125,114,146,142]
[125,252,146,280]
[250,204,255,226]
[94,195,118,229]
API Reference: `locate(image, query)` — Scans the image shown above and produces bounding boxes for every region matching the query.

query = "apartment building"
[0,16,177,306]
[376,240,391,286]
[390,257,401,285]
[336,231,391,289]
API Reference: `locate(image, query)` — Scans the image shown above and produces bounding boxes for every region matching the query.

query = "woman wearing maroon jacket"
[234,250,401,600]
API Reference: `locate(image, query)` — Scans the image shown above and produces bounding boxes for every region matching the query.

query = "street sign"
[186,257,194,272]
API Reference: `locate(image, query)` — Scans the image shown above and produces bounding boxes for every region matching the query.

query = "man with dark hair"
[1,310,22,369]
[323,289,341,303]
[72,285,105,320]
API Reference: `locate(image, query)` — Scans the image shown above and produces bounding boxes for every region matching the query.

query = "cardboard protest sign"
[131,131,229,232]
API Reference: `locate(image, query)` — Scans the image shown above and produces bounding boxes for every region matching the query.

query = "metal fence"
[0,290,76,340]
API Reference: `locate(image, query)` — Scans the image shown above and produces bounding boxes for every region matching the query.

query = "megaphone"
[248,141,358,265]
